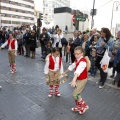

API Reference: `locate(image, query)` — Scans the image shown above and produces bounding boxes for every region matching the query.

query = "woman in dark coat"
[30,30,36,59]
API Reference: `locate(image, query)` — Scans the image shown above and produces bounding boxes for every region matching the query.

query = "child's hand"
[45,74,48,77]
[69,80,76,87]
[15,52,17,56]
[62,72,66,76]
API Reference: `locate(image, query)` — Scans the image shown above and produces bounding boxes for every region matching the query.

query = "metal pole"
[91,0,95,29]
[110,2,115,32]
[110,1,120,32]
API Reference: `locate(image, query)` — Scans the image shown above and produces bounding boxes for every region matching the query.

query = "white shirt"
[68,57,86,77]
[44,56,63,74]
[1,39,18,50]
[53,34,63,47]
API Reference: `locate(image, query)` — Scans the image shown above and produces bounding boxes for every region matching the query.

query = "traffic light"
[39,13,43,20]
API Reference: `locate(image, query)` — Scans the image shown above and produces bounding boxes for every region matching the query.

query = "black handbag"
[108,61,113,68]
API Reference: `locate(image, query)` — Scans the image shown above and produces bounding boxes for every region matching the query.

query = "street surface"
[0,48,120,120]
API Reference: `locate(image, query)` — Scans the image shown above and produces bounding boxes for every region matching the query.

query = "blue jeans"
[90,67,97,77]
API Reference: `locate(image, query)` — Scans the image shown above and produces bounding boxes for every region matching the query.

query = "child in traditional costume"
[0,33,18,73]
[63,46,90,114]
[44,47,63,97]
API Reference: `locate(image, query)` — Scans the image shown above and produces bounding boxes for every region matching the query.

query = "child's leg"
[8,51,12,70]
[55,84,60,96]
[72,79,88,114]
[11,51,16,73]
[48,85,53,97]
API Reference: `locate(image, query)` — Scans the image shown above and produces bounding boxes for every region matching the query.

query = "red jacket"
[49,55,62,70]
[74,57,87,80]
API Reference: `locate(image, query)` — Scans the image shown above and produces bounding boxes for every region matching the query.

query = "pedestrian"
[65,25,68,34]
[23,28,31,57]
[40,28,50,59]
[89,50,97,77]
[43,41,53,59]
[53,29,63,57]
[66,38,71,64]
[44,47,63,97]
[63,46,89,114]
[16,30,23,55]
[113,48,120,89]
[70,31,80,63]
[29,30,36,59]
[0,33,18,73]
[95,28,114,89]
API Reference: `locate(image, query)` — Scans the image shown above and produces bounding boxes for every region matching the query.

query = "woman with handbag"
[53,29,63,57]
[95,28,114,89]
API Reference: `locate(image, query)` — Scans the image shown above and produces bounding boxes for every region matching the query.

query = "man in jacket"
[39,28,49,58]
[70,31,80,63]
[23,28,31,57]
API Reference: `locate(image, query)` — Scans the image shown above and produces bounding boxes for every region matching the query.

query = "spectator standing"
[70,31,80,63]
[65,25,68,34]
[82,34,90,56]
[96,28,114,89]
[114,48,120,89]
[40,28,49,58]
[53,29,63,57]
[16,30,23,55]
[23,28,31,57]
[66,39,71,64]
[110,30,120,78]
[30,30,36,59]
[89,51,97,77]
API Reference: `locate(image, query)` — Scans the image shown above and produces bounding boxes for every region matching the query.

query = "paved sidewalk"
[0,49,120,120]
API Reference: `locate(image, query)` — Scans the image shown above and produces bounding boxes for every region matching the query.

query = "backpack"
[85,56,91,72]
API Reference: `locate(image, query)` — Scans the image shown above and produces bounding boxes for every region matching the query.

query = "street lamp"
[110,1,120,31]
[91,0,96,29]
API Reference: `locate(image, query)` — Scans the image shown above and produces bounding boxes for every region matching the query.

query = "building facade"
[43,0,70,24]
[0,0,34,27]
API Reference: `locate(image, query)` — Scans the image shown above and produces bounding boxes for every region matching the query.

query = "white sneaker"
[11,70,17,73]
[99,86,104,89]
[10,70,12,72]
[0,86,2,89]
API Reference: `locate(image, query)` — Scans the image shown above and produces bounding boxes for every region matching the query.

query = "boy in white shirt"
[63,46,89,114]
